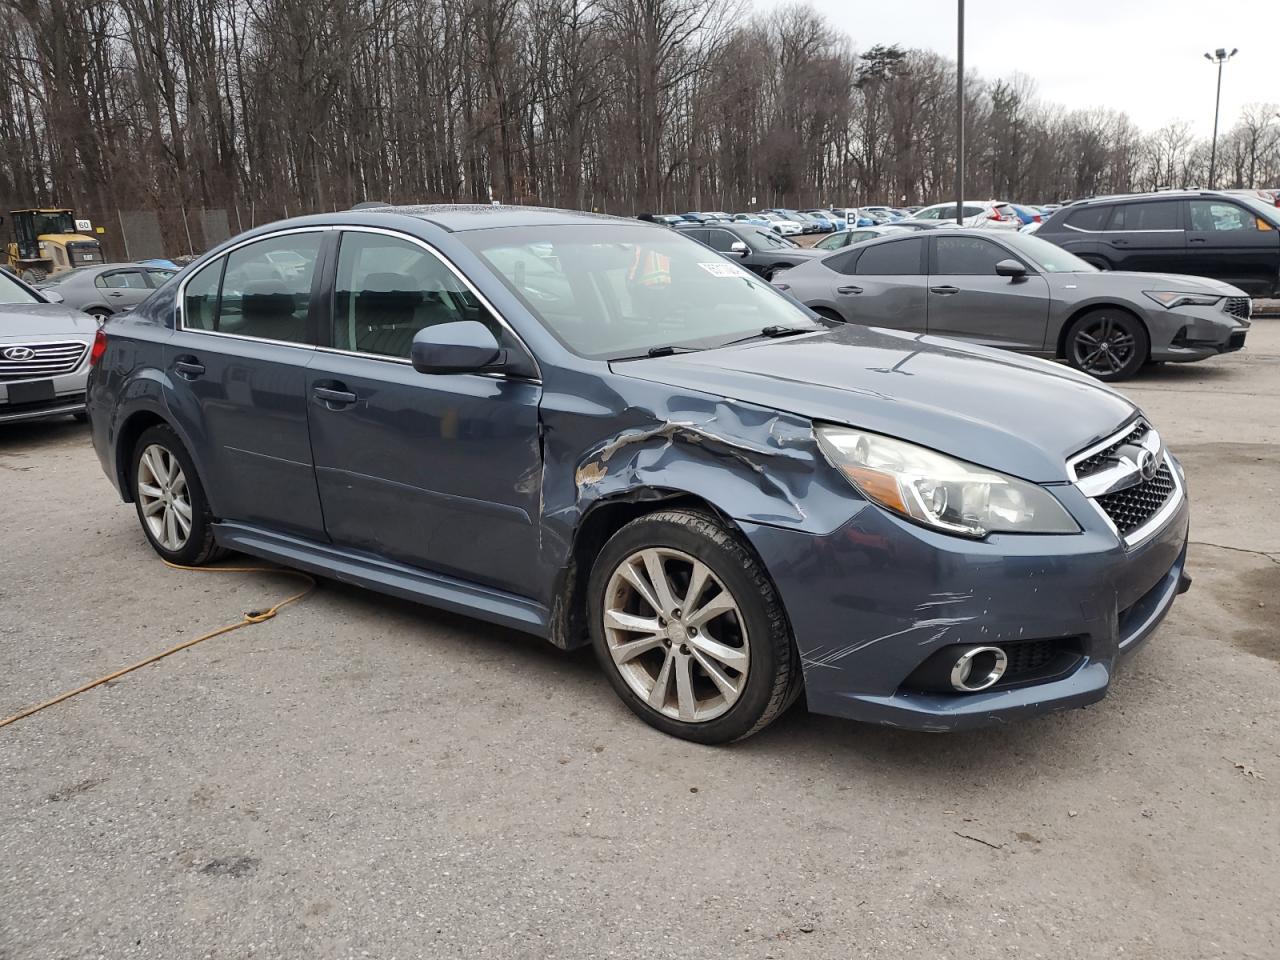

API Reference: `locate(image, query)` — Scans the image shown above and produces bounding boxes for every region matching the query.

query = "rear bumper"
[740,477,1191,732]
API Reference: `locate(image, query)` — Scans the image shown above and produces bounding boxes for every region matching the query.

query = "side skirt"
[213,521,551,637]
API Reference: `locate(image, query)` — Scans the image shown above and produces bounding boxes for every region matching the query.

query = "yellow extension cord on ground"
[0,560,316,730]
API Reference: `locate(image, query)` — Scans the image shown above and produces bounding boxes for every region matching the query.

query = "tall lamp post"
[955,0,965,224]
[1204,47,1237,189]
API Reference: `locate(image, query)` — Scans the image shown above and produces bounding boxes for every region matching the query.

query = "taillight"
[987,211,1002,221]
[89,327,108,366]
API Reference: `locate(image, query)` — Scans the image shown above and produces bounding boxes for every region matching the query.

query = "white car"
[1,270,97,424]
[760,213,804,236]
[904,200,1022,230]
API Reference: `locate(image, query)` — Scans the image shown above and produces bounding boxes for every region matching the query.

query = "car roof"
[366,203,632,232]
[1067,190,1239,206]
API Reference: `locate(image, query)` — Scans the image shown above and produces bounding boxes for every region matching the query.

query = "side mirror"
[411,321,504,375]
[995,258,1026,279]
[42,289,65,303]
[729,240,749,257]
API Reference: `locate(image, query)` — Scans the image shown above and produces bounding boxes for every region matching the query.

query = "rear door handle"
[836,285,863,295]
[313,385,357,407]
[1189,237,1207,244]
[173,356,205,379]
[107,291,125,298]
[929,285,959,295]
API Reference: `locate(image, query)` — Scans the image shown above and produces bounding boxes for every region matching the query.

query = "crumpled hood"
[0,303,97,340]
[613,324,1138,482]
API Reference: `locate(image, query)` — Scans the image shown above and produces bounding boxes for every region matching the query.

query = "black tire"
[71,411,88,423]
[812,307,845,325]
[588,509,801,744]
[1065,308,1148,382]
[89,307,113,320]
[130,424,224,565]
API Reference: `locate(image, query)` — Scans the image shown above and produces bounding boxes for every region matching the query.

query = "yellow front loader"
[3,208,104,281]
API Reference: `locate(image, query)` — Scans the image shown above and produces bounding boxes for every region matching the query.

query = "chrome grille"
[1223,297,1251,321]
[0,341,89,382]
[1072,421,1150,479]
[1095,462,1177,536]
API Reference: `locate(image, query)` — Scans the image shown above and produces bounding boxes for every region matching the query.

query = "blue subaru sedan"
[85,205,1190,743]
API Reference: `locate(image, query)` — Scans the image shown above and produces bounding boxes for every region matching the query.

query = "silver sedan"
[36,262,177,319]
[1,270,99,424]
[772,228,1251,380]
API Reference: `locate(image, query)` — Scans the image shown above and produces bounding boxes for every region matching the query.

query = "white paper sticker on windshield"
[697,261,746,278]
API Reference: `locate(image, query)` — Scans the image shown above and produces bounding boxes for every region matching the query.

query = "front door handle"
[313,385,357,407]
[929,285,959,295]
[1189,237,1207,244]
[836,285,863,295]
[173,356,205,379]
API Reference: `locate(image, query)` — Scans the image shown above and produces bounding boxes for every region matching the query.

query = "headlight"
[1143,291,1222,309]
[815,426,1079,538]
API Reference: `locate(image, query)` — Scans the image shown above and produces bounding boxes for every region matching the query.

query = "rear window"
[1064,206,1111,231]
[854,237,925,275]
[1108,201,1180,231]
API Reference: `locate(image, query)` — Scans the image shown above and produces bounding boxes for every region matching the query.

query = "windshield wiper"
[609,344,703,362]
[719,325,818,347]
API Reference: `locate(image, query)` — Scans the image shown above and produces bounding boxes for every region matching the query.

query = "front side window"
[463,224,821,360]
[703,229,737,253]
[856,237,925,275]
[96,270,148,289]
[934,236,1009,275]
[333,232,503,359]
[218,233,321,343]
[1109,201,1179,231]
[1188,200,1258,232]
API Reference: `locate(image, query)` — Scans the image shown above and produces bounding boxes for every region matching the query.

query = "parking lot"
[1,325,1277,959]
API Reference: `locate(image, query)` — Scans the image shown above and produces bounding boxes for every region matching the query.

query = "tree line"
[2,0,1278,250]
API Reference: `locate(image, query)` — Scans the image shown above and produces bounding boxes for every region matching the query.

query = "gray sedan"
[37,263,177,318]
[773,229,1251,380]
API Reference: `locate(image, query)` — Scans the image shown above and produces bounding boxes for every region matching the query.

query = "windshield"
[999,232,1098,273]
[0,271,41,304]
[462,224,821,360]
[30,211,76,235]
[746,229,797,251]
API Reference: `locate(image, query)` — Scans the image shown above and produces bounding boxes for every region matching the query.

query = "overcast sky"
[752,0,1275,136]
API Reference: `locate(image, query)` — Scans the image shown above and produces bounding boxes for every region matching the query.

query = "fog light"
[950,646,1008,692]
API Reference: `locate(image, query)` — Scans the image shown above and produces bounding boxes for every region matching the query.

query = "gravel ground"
[2,325,1278,960]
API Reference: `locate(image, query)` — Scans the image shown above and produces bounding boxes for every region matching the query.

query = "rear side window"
[1064,205,1111,231]
[333,232,503,360]
[217,233,322,344]
[182,259,222,331]
[1108,201,1180,231]
[854,238,925,275]
[96,270,147,289]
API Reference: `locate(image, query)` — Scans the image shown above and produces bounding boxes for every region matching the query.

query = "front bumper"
[0,370,88,424]
[740,475,1190,732]
[1149,306,1249,362]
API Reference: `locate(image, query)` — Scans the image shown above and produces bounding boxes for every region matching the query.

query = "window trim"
[175,225,329,351]
[315,225,541,381]
[929,234,1036,276]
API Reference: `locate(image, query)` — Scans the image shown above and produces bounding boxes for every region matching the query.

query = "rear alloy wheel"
[589,510,801,743]
[1066,309,1148,382]
[131,424,223,565]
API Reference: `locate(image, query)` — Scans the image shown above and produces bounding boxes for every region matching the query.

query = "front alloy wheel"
[1067,309,1147,381]
[589,510,801,743]
[603,547,749,723]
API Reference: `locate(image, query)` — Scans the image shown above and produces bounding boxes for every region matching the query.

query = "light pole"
[955,0,965,224]
[1204,47,1237,189]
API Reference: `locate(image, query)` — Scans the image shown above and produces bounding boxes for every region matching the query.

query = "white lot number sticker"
[698,261,747,278]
